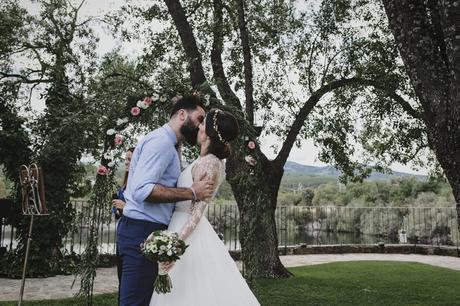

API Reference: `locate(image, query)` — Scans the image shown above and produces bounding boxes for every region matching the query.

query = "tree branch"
[102,72,152,89]
[46,9,67,43]
[236,0,255,125]
[164,0,207,88]
[210,0,242,110]
[306,33,320,94]
[355,78,423,121]
[320,47,345,87]
[274,77,424,167]
[185,0,205,19]
[68,0,86,44]
[0,72,51,84]
[401,142,428,163]
[76,17,100,28]
[275,78,362,166]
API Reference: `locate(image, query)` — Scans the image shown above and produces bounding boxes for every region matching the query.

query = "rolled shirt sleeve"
[130,140,175,203]
[123,124,181,224]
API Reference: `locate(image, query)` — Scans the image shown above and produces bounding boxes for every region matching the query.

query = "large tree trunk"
[427,124,460,234]
[226,147,293,278]
[164,0,291,277]
[382,0,460,233]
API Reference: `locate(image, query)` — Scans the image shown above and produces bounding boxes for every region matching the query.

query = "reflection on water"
[280,229,398,247]
[0,227,401,255]
[1,204,459,255]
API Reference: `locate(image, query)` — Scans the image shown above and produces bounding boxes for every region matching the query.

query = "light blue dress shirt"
[123,124,181,225]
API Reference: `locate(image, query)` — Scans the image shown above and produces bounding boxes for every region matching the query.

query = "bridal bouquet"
[140,230,188,294]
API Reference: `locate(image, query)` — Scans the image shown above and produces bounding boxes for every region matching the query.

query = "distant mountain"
[283,161,427,180]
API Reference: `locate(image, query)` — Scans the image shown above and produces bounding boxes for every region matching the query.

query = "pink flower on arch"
[131,106,141,116]
[144,97,153,106]
[97,165,108,176]
[247,141,256,150]
[114,134,123,146]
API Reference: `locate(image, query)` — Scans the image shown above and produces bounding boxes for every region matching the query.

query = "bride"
[149,109,260,306]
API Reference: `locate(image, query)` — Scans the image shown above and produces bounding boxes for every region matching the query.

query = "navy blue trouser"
[117,216,167,306]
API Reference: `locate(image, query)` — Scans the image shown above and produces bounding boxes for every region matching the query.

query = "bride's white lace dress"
[149,154,260,306]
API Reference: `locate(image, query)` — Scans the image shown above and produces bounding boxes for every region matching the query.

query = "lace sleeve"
[178,155,223,241]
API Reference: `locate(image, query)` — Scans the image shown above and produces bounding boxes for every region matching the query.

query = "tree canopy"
[1,0,459,299]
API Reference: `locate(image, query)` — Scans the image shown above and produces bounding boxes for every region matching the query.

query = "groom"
[117,95,212,306]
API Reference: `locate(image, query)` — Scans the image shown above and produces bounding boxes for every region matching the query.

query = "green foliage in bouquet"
[141,230,188,294]
[141,230,188,262]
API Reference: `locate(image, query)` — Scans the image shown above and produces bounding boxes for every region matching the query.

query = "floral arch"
[76,90,257,302]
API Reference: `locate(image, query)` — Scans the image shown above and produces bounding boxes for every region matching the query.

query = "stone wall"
[228,244,459,260]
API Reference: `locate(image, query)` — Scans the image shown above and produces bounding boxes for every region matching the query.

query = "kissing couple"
[117,95,260,306]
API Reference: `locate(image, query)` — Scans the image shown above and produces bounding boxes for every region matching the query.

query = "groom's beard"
[180,118,199,146]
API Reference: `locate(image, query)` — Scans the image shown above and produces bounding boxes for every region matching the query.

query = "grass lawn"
[253,261,460,306]
[1,261,459,306]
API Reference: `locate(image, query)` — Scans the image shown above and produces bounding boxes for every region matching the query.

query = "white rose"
[106,129,116,136]
[116,117,129,126]
[103,152,112,160]
[245,155,257,166]
[136,100,148,109]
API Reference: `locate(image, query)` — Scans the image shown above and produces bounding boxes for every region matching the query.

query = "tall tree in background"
[113,0,427,277]
[2,0,457,282]
[282,0,460,241]
[0,0,100,276]
[381,0,460,232]
[0,1,32,187]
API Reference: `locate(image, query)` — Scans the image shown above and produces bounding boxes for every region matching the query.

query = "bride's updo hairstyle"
[205,109,239,159]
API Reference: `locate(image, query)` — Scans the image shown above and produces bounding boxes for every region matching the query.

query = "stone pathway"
[279,253,460,271]
[1,254,459,301]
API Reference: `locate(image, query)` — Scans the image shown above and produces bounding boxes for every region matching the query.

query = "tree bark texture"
[227,146,293,278]
[165,0,292,277]
[382,0,460,233]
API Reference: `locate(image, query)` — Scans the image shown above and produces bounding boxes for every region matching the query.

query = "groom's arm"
[130,136,213,204]
[146,172,214,203]
[146,185,194,203]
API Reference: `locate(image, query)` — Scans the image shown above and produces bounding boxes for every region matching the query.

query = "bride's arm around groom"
[179,154,223,241]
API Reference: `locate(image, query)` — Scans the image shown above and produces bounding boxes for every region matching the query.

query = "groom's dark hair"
[170,95,206,118]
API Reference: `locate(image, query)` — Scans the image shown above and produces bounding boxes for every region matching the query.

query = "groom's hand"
[192,172,214,201]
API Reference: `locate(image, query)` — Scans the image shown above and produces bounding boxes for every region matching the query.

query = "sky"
[22,0,429,175]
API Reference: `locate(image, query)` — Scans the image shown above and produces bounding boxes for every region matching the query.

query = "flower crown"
[212,110,229,145]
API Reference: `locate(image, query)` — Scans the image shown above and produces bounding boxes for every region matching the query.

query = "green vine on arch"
[75,91,215,304]
[75,93,172,304]
[75,85,258,304]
